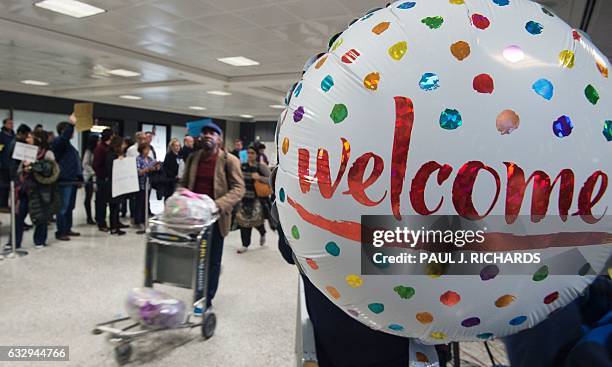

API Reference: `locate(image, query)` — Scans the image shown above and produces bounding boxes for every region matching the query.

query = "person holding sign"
[134,142,160,234]
[105,136,130,236]
[51,117,82,241]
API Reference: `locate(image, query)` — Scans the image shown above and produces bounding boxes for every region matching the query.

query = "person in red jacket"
[92,129,113,232]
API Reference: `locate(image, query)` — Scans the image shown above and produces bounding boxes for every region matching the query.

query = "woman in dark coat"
[161,138,183,201]
[105,136,128,235]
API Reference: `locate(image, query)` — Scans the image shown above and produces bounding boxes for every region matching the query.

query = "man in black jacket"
[52,118,82,241]
[93,129,113,231]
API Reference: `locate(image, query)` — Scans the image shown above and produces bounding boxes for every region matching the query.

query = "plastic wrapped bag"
[163,189,216,225]
[125,288,186,329]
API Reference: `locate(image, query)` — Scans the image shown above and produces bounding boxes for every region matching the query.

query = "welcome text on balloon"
[296,97,608,224]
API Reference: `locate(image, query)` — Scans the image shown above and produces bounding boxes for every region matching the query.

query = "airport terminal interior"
[0,1,610,366]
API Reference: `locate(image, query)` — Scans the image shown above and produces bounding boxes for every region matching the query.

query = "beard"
[201,137,216,151]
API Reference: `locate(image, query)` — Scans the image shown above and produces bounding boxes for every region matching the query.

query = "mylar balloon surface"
[276,0,611,343]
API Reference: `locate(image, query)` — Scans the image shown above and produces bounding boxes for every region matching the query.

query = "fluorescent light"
[240,114,254,119]
[119,95,142,100]
[109,69,141,77]
[21,80,49,86]
[217,56,260,67]
[269,104,285,109]
[91,125,110,133]
[207,90,232,96]
[189,106,207,111]
[34,0,106,18]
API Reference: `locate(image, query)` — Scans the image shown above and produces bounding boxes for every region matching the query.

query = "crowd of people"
[0,116,274,264]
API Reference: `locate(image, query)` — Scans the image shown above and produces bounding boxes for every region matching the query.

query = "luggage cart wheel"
[92,328,102,335]
[201,312,217,339]
[114,343,132,365]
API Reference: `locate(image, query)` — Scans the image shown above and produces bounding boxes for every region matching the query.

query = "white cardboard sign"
[112,157,139,198]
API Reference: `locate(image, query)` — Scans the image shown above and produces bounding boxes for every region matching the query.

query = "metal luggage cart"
[93,216,217,365]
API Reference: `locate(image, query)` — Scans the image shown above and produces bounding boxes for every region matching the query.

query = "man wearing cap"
[181,121,244,312]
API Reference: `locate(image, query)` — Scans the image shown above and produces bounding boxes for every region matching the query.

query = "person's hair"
[16,124,31,136]
[56,121,71,135]
[145,131,153,136]
[33,130,49,150]
[2,118,10,125]
[35,124,43,129]
[101,128,113,142]
[134,131,144,140]
[109,135,123,155]
[167,138,180,153]
[85,134,99,152]
[234,138,242,143]
[247,145,258,154]
[137,142,150,154]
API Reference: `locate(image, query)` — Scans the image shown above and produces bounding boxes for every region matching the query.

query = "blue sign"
[186,118,212,137]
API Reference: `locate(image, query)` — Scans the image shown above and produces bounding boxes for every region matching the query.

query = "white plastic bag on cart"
[163,189,216,225]
[125,288,186,329]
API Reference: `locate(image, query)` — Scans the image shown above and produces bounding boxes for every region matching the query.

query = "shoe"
[136,229,146,235]
[35,244,44,249]
[260,234,266,246]
[3,244,12,252]
[118,223,130,229]
[86,218,96,225]
[237,246,248,254]
[193,306,203,317]
[110,229,126,236]
[98,226,109,232]
[55,235,70,241]
[68,231,80,236]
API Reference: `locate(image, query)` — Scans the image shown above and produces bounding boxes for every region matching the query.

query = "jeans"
[239,224,266,247]
[206,223,224,308]
[95,180,110,227]
[0,169,9,208]
[33,223,48,246]
[56,184,76,236]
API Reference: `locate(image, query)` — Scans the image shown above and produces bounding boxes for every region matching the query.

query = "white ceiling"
[0,0,609,121]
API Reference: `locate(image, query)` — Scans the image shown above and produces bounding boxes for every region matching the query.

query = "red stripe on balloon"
[287,196,611,250]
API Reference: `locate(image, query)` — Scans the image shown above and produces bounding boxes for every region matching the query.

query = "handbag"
[254,179,272,197]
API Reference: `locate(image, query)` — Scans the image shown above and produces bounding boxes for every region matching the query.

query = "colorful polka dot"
[525,21,543,35]
[440,290,461,306]
[477,332,494,340]
[532,79,554,100]
[450,41,470,61]
[461,317,481,327]
[372,22,390,35]
[326,286,341,299]
[533,265,549,281]
[596,60,609,78]
[553,115,573,138]
[495,294,516,308]
[347,309,359,318]
[471,14,490,30]
[473,73,494,93]
[416,312,434,324]
[389,324,404,331]
[493,0,509,5]
[397,2,416,9]
[544,291,559,304]
[416,352,429,362]
[294,83,302,97]
[321,75,334,92]
[331,37,343,51]
[291,225,300,239]
[281,138,289,155]
[346,274,363,288]
[542,7,554,17]
[480,264,499,281]
[315,56,328,69]
[585,84,599,105]
[306,258,319,270]
[293,106,305,122]
[426,263,444,278]
[279,188,286,202]
[419,72,440,91]
[341,49,361,64]
[393,285,415,300]
[603,120,612,142]
[368,303,385,314]
[388,41,408,61]
[421,16,444,29]
[509,316,527,326]
[325,241,340,256]
[496,109,520,135]
[440,108,462,130]
[449,0,464,4]
[558,50,575,68]
[330,104,348,124]
[430,331,446,340]
[573,30,581,41]
[363,72,380,90]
